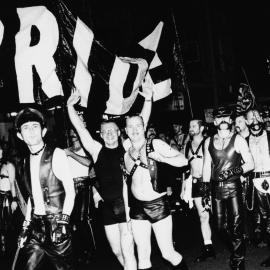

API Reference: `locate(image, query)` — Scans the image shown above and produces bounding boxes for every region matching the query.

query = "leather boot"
[173,259,188,270]
[194,244,216,262]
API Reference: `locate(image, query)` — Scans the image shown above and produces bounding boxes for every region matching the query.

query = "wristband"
[58,214,70,224]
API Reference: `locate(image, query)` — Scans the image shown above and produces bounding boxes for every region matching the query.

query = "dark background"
[1,0,270,140]
[83,0,270,129]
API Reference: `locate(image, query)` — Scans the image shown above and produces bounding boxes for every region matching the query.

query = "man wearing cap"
[202,106,254,270]
[15,107,75,270]
[246,109,270,267]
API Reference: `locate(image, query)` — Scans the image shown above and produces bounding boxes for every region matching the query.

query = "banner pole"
[170,9,193,118]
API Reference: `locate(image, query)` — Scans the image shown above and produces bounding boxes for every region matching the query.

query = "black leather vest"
[19,145,65,215]
[208,134,242,182]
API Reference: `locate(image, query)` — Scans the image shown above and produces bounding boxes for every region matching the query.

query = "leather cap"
[212,106,232,118]
[15,107,45,130]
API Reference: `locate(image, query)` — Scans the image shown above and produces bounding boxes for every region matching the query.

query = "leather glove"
[218,167,243,181]
[18,220,32,248]
[52,214,70,244]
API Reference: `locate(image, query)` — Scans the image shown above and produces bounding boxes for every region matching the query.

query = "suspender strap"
[188,138,206,164]
[127,138,159,191]
[128,149,148,178]
[145,138,158,189]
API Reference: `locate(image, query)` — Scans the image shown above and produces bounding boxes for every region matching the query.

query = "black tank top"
[208,133,242,182]
[94,145,124,201]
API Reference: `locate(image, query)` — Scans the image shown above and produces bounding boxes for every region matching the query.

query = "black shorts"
[100,197,127,226]
[129,195,171,223]
[192,177,204,198]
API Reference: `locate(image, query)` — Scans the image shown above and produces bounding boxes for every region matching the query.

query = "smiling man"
[124,114,189,270]
[66,79,153,270]
[15,107,75,270]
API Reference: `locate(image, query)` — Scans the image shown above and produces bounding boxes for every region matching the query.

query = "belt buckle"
[219,181,225,187]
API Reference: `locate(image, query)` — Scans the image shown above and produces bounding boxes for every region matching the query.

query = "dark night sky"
[88,1,270,98]
[1,0,270,115]
[226,1,270,96]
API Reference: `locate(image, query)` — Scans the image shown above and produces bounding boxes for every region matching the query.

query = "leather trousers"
[254,189,270,242]
[0,191,11,234]
[212,180,245,268]
[0,191,12,252]
[19,214,73,270]
[72,177,91,223]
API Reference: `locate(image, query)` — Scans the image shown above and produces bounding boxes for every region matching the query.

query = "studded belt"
[252,171,270,178]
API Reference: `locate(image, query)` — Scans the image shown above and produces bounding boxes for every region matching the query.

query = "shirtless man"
[0,143,18,254]
[182,119,215,262]
[124,115,189,270]
[202,106,254,270]
[67,79,153,270]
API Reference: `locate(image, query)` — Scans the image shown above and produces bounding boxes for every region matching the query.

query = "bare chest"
[213,135,232,150]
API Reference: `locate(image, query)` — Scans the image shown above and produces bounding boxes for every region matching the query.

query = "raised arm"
[65,148,93,167]
[202,137,212,183]
[66,90,101,161]
[149,139,188,167]
[139,76,154,129]
[235,135,254,174]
